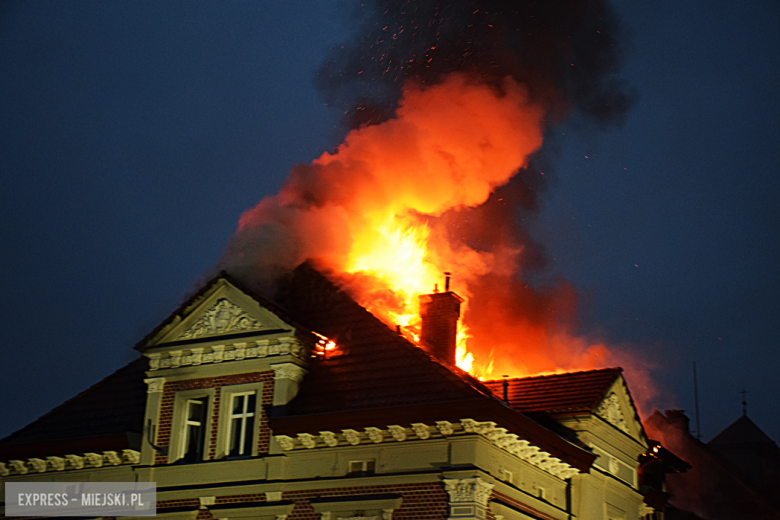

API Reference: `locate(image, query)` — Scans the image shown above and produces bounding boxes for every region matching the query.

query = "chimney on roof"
[419,273,464,366]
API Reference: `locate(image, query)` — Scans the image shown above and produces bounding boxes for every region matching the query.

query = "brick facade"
[158,482,450,520]
[154,371,274,465]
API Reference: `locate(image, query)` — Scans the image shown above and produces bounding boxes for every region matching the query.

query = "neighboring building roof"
[483,368,623,414]
[709,415,777,446]
[0,357,147,460]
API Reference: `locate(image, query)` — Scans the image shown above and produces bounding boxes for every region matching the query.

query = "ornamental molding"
[1,450,140,476]
[178,298,262,340]
[274,419,579,480]
[145,377,166,393]
[145,337,305,371]
[639,503,655,518]
[444,477,494,506]
[596,392,630,433]
[272,362,307,382]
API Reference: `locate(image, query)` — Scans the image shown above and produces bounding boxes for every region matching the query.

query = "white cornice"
[144,337,305,371]
[1,450,140,477]
[274,419,579,480]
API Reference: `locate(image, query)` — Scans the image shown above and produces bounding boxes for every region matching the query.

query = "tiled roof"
[274,262,492,415]
[0,357,147,457]
[483,368,623,414]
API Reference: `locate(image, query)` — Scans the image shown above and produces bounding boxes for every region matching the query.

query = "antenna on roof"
[693,361,702,440]
[444,272,452,292]
[741,389,748,416]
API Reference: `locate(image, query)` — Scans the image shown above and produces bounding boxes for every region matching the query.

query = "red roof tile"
[483,368,622,414]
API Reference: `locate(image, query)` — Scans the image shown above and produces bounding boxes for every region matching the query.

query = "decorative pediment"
[177,298,262,340]
[595,392,629,433]
[592,375,647,445]
[143,277,299,349]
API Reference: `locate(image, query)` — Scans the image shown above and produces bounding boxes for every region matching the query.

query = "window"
[182,397,208,462]
[348,460,375,476]
[216,382,263,459]
[168,389,214,463]
[227,392,256,457]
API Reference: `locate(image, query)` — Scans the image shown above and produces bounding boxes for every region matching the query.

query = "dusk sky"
[2,0,779,446]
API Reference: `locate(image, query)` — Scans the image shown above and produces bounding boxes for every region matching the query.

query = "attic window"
[348,460,376,476]
[227,392,256,457]
[182,398,208,463]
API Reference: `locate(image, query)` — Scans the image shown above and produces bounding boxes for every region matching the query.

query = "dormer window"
[182,398,208,462]
[216,382,264,459]
[228,392,257,457]
[168,388,215,464]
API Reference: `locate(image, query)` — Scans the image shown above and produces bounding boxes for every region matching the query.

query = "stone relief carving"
[596,392,630,433]
[178,298,262,339]
[444,477,494,506]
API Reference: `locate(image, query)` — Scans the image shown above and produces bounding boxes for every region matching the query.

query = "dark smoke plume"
[317,0,633,129]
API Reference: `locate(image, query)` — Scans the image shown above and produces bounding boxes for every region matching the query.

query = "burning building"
[1,264,660,519]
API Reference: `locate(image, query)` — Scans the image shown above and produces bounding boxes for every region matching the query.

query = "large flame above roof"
[218,0,658,414]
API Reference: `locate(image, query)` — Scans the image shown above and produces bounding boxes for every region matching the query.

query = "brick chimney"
[419,273,464,366]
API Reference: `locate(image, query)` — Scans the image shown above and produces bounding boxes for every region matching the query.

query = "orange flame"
[230,73,657,411]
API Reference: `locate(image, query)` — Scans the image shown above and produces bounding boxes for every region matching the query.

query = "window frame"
[216,382,264,459]
[168,388,215,464]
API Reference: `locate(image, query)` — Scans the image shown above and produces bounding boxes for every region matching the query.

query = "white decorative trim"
[122,449,141,464]
[0,450,140,476]
[9,460,27,474]
[84,453,104,468]
[46,456,66,471]
[276,435,295,451]
[178,298,262,340]
[388,425,407,442]
[145,377,166,393]
[103,451,122,466]
[596,392,630,433]
[272,419,579,480]
[28,458,47,473]
[342,429,361,445]
[298,433,317,449]
[436,421,454,436]
[365,427,384,443]
[411,423,430,439]
[444,477,494,506]
[65,454,84,470]
[272,362,307,382]
[146,338,305,371]
[320,431,339,447]
[639,503,655,518]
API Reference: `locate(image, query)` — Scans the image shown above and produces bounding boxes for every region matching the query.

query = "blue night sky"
[2,1,779,445]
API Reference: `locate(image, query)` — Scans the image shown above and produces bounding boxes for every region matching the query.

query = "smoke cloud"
[217,0,655,408]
